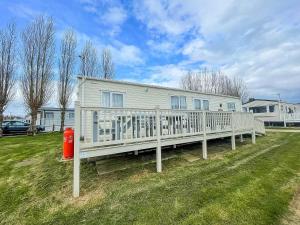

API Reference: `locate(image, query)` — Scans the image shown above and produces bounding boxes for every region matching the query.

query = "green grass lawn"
[266,126,300,130]
[0,132,300,225]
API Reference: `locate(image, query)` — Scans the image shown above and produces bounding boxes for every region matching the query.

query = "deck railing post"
[155,106,162,172]
[73,101,81,197]
[252,114,256,144]
[231,112,236,150]
[202,112,207,159]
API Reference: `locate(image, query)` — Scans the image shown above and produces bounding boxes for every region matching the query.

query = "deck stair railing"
[253,118,266,134]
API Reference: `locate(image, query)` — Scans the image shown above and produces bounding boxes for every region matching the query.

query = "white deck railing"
[254,118,265,134]
[73,102,264,197]
[78,106,260,149]
[285,113,300,121]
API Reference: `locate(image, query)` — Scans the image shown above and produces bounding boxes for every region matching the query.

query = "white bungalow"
[242,99,300,127]
[73,76,265,197]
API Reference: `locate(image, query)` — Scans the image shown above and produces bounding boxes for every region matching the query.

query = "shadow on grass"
[81,136,251,184]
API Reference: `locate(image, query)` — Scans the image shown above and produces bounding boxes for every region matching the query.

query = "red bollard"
[63,128,74,159]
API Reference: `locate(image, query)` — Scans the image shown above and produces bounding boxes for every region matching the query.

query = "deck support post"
[134,150,139,156]
[252,130,256,144]
[202,139,207,159]
[240,134,244,143]
[202,112,207,159]
[156,106,162,172]
[231,112,236,150]
[73,101,81,197]
[231,135,236,150]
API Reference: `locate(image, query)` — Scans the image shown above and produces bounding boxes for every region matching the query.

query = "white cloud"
[133,1,193,36]
[146,40,177,54]
[100,6,127,25]
[73,31,144,66]
[80,0,127,35]
[7,3,41,20]
[123,64,188,88]
[134,0,300,102]
[110,43,144,66]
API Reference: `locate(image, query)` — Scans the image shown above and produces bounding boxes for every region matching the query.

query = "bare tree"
[181,68,248,102]
[0,23,17,136]
[58,29,77,132]
[79,40,99,77]
[21,16,55,134]
[101,48,114,79]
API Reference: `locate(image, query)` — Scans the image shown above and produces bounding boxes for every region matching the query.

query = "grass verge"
[0,132,299,225]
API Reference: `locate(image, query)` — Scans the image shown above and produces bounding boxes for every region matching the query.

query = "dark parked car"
[1,121,45,134]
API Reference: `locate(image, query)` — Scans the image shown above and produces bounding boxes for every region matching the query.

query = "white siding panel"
[80,79,242,111]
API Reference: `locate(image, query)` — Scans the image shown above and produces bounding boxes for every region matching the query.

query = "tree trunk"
[29,111,38,135]
[60,109,66,133]
[0,109,3,137]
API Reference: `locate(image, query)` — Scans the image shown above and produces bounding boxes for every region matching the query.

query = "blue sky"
[1,0,300,115]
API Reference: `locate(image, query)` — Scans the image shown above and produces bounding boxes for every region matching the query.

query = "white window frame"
[45,112,54,119]
[193,98,202,110]
[101,91,125,108]
[227,102,236,112]
[202,99,210,111]
[170,95,187,110]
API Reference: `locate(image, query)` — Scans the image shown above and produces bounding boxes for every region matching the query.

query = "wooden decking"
[73,102,265,197]
[80,130,253,159]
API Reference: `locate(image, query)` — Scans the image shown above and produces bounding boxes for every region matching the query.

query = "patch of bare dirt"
[130,169,150,183]
[282,188,300,225]
[15,158,39,168]
[182,153,200,162]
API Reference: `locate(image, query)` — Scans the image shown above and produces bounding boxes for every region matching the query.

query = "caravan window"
[193,99,202,110]
[171,96,179,109]
[45,112,54,119]
[203,100,209,110]
[112,93,123,107]
[227,102,236,112]
[171,96,187,109]
[180,96,187,109]
[249,106,267,113]
[102,91,124,108]
[102,92,110,107]
[69,112,74,119]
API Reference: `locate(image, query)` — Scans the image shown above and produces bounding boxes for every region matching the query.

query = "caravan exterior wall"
[78,77,242,142]
[36,108,75,131]
[243,99,300,123]
[77,77,242,111]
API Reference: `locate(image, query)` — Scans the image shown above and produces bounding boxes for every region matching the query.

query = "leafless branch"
[58,29,76,132]
[21,16,55,134]
[79,40,99,77]
[180,68,248,102]
[0,22,17,136]
[101,48,114,79]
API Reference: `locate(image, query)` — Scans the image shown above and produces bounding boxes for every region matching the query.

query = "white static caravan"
[79,77,242,142]
[73,76,265,197]
[36,107,74,131]
[79,77,242,111]
[243,99,300,126]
